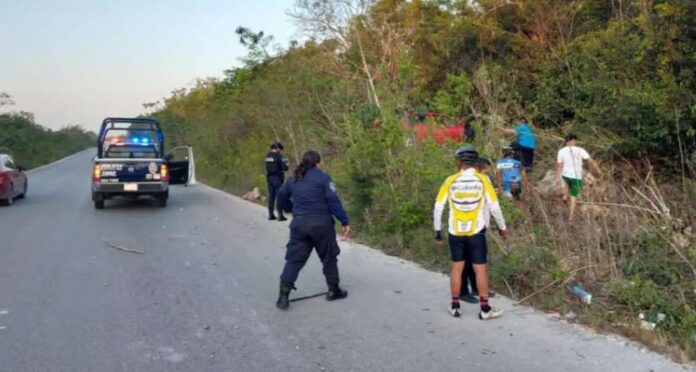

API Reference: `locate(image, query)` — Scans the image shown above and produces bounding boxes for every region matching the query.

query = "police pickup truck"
[91,117,195,209]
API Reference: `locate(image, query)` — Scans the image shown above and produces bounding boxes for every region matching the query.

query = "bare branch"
[288,0,374,49]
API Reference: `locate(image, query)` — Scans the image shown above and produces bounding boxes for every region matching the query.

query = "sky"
[0,0,297,132]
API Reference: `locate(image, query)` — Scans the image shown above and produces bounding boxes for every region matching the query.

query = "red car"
[406,112,473,144]
[0,154,28,206]
[411,122,468,144]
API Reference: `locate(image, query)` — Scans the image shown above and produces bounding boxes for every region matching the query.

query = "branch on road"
[289,291,329,303]
[103,239,145,255]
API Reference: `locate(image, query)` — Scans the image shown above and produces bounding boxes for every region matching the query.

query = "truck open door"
[165,146,195,186]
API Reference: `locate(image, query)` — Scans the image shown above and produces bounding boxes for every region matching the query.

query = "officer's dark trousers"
[461,260,477,295]
[267,176,283,216]
[280,215,341,286]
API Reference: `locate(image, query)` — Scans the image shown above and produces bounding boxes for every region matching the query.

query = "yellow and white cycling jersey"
[433,168,506,236]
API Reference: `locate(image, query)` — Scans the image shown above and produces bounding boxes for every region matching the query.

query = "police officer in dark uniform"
[266,141,289,221]
[275,150,350,309]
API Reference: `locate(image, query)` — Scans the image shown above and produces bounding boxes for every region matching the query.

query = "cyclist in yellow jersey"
[434,146,510,319]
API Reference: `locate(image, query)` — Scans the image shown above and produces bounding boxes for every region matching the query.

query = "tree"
[289,0,381,107]
[235,26,275,66]
[0,92,14,107]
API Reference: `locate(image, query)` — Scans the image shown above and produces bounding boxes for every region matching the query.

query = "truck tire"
[94,192,105,209]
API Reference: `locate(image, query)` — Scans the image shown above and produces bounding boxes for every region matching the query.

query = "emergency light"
[130,137,150,145]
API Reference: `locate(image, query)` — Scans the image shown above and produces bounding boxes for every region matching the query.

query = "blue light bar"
[132,137,140,144]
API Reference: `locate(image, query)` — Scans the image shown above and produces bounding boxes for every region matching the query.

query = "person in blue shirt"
[265,141,289,221]
[502,118,536,172]
[275,150,350,310]
[495,147,527,200]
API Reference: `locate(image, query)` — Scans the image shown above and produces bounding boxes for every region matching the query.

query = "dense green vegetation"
[0,111,96,169]
[149,0,696,360]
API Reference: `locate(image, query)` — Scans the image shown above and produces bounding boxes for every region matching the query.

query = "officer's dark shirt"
[278,168,349,226]
[265,152,288,180]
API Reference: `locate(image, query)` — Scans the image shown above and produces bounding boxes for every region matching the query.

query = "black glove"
[435,230,443,242]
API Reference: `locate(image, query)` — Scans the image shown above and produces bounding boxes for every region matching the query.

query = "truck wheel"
[94,199,105,209]
[157,195,168,207]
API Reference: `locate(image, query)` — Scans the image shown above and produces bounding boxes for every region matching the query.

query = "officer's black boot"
[326,283,348,301]
[269,214,277,221]
[278,213,287,222]
[276,283,293,310]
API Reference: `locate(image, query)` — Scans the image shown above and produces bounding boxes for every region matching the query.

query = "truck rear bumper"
[92,182,168,199]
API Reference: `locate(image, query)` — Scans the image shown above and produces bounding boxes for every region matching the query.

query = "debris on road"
[638,313,667,331]
[242,187,262,201]
[570,285,592,305]
[289,291,329,303]
[639,313,657,331]
[168,234,190,241]
[515,279,560,305]
[656,313,666,323]
[103,239,145,255]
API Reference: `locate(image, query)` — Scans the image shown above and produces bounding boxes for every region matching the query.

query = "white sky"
[0,0,297,132]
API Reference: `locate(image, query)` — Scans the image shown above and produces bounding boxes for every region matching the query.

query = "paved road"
[0,150,692,372]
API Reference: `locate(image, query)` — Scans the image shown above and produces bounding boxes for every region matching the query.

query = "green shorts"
[563,177,583,197]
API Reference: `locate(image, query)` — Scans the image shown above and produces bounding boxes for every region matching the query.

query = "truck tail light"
[92,164,101,182]
[161,163,169,181]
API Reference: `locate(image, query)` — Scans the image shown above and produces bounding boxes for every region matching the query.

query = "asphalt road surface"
[0,150,692,372]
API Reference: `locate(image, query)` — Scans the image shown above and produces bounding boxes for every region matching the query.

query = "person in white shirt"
[556,134,602,221]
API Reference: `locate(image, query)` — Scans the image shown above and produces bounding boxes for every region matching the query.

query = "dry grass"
[486,127,696,362]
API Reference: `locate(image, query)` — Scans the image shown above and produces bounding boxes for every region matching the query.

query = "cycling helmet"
[454,146,478,164]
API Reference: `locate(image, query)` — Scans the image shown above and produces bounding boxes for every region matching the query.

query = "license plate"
[124,183,138,192]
